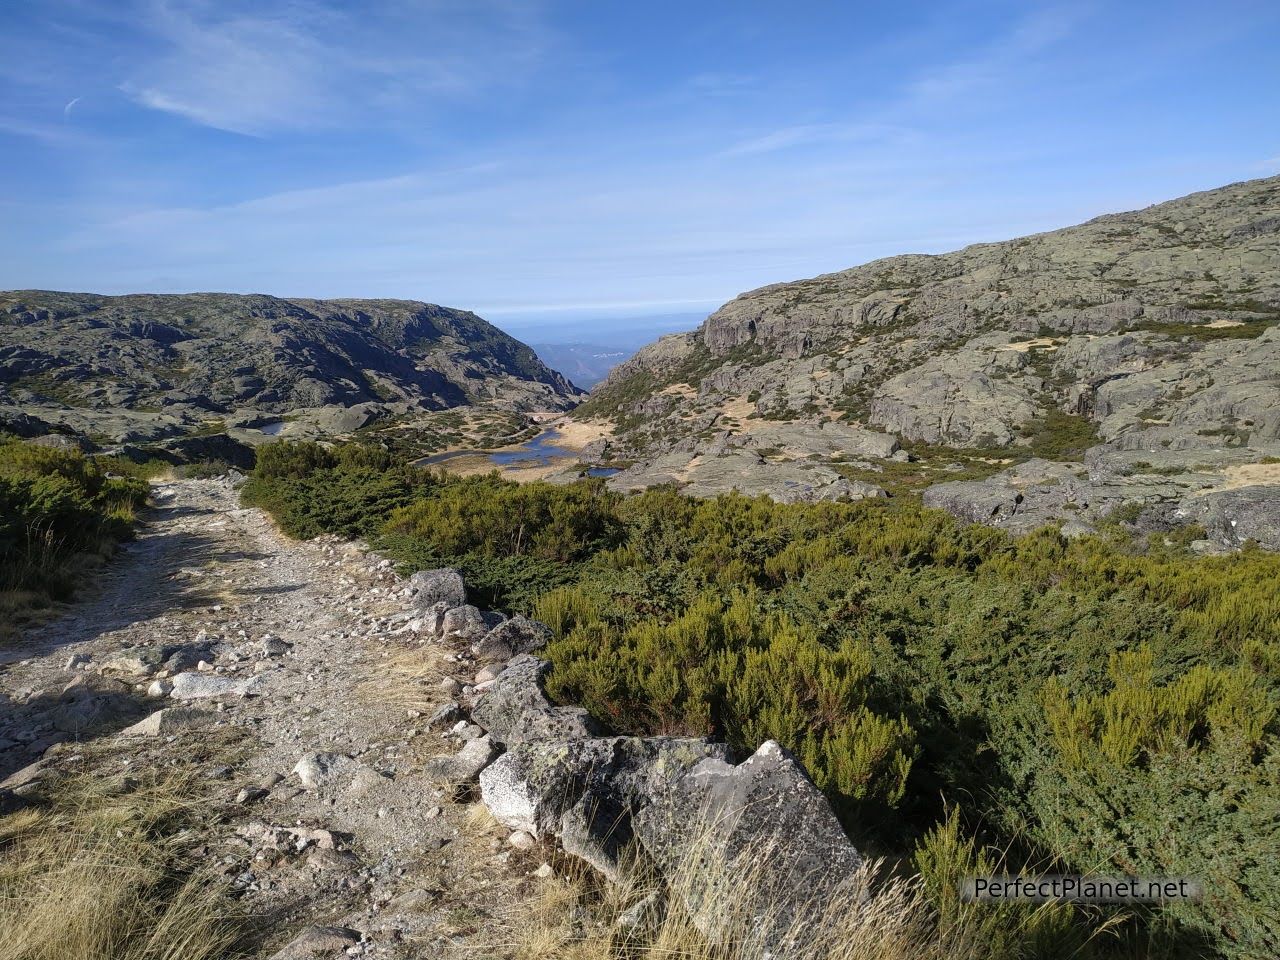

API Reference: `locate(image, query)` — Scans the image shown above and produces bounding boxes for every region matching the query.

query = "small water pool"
[416,429,580,469]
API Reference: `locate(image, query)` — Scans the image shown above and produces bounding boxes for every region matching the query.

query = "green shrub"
[242,439,1280,956]
[0,436,149,632]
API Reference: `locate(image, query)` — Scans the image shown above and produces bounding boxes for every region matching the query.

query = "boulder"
[169,672,263,700]
[470,655,603,749]
[633,740,864,952]
[440,604,505,643]
[102,645,170,677]
[50,680,145,733]
[472,615,553,661]
[1181,485,1280,550]
[405,568,467,610]
[922,479,1023,523]
[480,736,731,881]
[103,640,213,677]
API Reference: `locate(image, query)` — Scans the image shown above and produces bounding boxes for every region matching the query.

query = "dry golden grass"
[0,770,247,960]
[355,639,452,712]
[476,816,1121,960]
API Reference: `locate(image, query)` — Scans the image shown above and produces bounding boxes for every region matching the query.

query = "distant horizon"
[2,1,1278,336]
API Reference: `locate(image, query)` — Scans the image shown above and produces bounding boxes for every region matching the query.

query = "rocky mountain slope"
[571,175,1280,547]
[0,292,583,447]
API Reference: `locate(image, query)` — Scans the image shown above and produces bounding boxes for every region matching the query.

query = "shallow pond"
[415,429,580,469]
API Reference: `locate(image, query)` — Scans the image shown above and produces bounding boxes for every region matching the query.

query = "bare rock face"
[633,740,864,952]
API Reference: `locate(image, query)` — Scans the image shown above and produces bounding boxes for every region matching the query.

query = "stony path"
[0,479,540,958]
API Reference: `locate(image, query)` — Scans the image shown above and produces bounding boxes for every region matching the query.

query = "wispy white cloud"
[903,5,1084,109]
[719,122,912,158]
[117,0,552,135]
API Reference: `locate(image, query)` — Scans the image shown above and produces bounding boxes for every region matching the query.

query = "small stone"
[117,708,210,738]
[508,830,536,850]
[474,664,504,684]
[147,679,174,698]
[533,863,554,879]
[235,786,268,804]
[427,702,461,728]
[262,637,292,657]
[197,660,215,672]
[438,677,463,696]
[64,654,89,670]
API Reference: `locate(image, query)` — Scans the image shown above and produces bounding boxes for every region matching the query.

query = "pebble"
[508,831,536,850]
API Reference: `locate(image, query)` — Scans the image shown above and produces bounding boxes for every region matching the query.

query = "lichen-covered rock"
[439,605,505,643]
[470,655,603,748]
[922,480,1023,523]
[1180,485,1280,550]
[472,615,553,661]
[405,568,467,611]
[480,736,732,880]
[633,740,864,952]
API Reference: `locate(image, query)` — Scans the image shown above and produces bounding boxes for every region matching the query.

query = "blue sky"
[1,1,1278,334]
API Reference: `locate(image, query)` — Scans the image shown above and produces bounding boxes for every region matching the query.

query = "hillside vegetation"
[244,441,1280,959]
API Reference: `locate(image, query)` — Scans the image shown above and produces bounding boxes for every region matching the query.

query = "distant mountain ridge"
[0,291,583,444]
[531,342,635,389]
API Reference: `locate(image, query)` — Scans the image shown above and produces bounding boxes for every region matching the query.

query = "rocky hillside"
[0,291,583,446]
[572,175,1280,547]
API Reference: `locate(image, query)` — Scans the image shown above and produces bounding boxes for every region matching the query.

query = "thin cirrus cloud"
[118,0,551,135]
[1,0,1278,324]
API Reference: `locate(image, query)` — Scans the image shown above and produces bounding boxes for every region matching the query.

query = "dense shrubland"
[244,440,1280,959]
[0,436,150,635]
